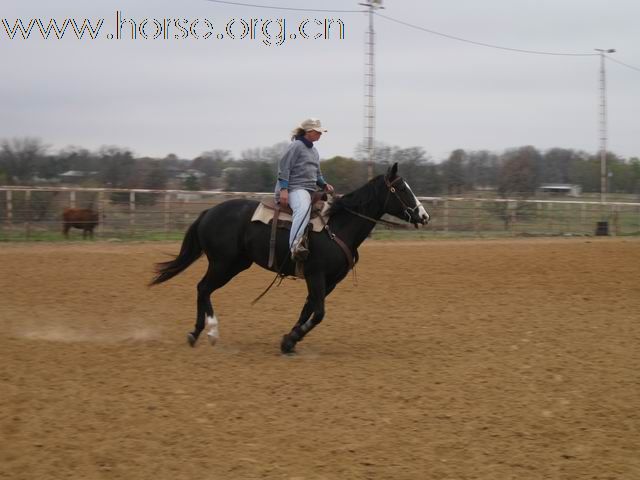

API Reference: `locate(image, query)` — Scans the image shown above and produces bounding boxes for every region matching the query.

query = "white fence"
[1,186,639,240]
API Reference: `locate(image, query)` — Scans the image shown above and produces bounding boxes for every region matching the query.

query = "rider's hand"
[324,184,335,194]
[279,189,288,208]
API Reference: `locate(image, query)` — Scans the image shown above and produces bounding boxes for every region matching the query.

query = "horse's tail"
[149,210,207,286]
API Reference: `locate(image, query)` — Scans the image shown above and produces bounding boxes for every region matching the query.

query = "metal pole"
[595,48,615,203]
[360,1,382,179]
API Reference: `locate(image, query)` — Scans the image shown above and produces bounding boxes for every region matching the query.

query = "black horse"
[150,163,430,353]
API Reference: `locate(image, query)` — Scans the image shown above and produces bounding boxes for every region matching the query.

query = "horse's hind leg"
[188,259,250,347]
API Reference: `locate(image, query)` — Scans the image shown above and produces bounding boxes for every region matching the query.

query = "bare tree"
[98,146,135,188]
[441,149,468,195]
[0,137,48,184]
[497,146,542,197]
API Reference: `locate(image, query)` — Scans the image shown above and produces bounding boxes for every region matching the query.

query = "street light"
[595,48,616,203]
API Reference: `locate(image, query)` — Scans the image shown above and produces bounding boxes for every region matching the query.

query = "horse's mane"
[328,175,382,216]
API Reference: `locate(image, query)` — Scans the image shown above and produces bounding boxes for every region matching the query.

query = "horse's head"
[380,163,430,228]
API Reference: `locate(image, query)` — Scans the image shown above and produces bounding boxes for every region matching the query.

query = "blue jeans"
[288,189,311,250]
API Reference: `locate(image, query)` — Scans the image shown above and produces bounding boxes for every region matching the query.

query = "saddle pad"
[251,202,329,233]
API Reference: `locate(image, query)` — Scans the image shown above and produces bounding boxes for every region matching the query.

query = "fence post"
[547,203,553,234]
[25,190,32,239]
[536,203,542,234]
[612,204,619,236]
[581,203,587,234]
[6,190,12,228]
[473,200,480,236]
[70,190,76,208]
[509,200,517,234]
[183,195,191,226]
[443,199,449,233]
[97,191,105,237]
[129,191,136,237]
[164,192,170,235]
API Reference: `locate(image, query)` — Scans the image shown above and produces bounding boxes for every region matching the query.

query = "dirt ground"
[1,237,639,480]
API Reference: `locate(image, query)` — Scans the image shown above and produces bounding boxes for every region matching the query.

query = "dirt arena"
[1,238,639,479]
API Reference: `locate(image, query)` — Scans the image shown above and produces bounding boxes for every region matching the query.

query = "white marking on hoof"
[206,314,219,346]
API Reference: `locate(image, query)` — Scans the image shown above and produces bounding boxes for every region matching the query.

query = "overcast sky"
[2,0,639,162]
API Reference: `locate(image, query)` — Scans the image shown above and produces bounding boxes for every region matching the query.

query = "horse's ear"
[387,162,398,179]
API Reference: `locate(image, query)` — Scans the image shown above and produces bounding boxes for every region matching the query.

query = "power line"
[203,0,363,13]
[205,1,631,64]
[606,55,640,73]
[374,11,598,57]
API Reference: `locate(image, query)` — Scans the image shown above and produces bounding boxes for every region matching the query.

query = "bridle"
[383,175,423,223]
[339,175,422,227]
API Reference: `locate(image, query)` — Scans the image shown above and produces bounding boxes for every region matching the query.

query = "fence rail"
[1,186,639,241]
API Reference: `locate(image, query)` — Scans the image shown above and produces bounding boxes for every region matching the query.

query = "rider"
[275,118,334,261]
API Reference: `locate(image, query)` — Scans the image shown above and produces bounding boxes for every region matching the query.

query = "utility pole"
[359,0,383,179]
[595,48,615,203]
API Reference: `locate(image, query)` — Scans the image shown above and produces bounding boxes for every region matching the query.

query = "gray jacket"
[275,139,326,197]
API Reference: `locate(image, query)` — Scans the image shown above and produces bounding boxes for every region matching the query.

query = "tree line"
[1,137,639,198]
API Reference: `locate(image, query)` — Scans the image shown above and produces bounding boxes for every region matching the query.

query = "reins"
[251,174,413,305]
[341,175,415,229]
[341,206,410,229]
[250,259,289,305]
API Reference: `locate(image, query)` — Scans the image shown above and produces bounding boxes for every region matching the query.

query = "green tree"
[184,174,201,191]
[568,154,599,193]
[542,148,582,184]
[224,160,273,192]
[607,154,639,194]
[320,156,367,193]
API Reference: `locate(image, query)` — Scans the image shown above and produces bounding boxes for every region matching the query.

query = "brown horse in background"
[62,208,99,239]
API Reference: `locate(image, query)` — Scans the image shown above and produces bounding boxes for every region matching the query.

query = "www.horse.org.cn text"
[1,11,346,46]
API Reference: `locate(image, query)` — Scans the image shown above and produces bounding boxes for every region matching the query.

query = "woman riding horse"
[150,163,429,354]
[276,118,334,261]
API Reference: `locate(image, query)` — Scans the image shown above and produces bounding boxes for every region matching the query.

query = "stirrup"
[290,235,309,262]
[291,244,309,262]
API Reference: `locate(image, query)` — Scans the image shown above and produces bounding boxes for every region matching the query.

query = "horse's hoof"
[280,334,296,355]
[187,333,197,347]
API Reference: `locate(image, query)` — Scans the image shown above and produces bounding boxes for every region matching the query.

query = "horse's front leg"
[281,273,327,354]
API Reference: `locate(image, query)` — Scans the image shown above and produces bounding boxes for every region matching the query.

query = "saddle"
[251,192,329,271]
